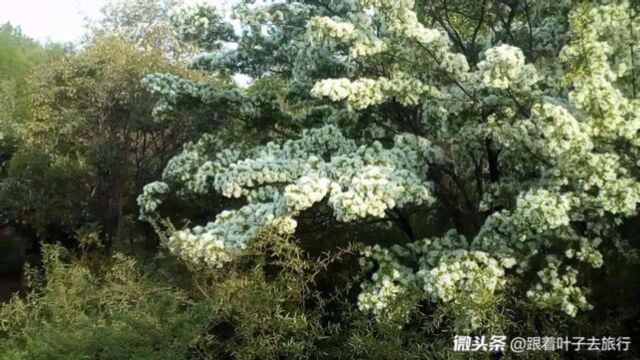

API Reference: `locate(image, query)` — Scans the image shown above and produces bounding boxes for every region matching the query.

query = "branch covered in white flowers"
[139,125,444,267]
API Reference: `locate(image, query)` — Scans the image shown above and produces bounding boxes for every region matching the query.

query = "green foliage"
[0,23,61,83]
[2,33,208,243]
[0,244,212,360]
[0,23,63,178]
[0,233,335,360]
[0,232,25,274]
[186,232,326,359]
[0,148,91,234]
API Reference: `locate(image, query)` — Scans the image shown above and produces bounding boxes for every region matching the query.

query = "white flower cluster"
[565,238,604,268]
[358,0,448,50]
[529,103,593,159]
[138,181,169,218]
[283,174,331,212]
[307,0,640,328]
[167,200,288,268]
[308,16,355,41]
[143,72,243,121]
[418,250,509,330]
[560,2,640,143]
[306,0,460,113]
[478,44,538,90]
[170,4,235,50]
[440,53,470,80]
[572,154,640,217]
[474,189,573,257]
[326,135,438,221]
[143,73,204,121]
[358,187,598,326]
[358,244,418,323]
[161,134,241,196]
[512,189,572,232]
[357,230,516,330]
[308,15,387,59]
[483,100,640,221]
[172,5,210,39]
[311,73,437,110]
[212,125,357,199]
[526,256,592,317]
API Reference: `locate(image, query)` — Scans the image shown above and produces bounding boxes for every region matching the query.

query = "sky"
[0,0,106,43]
[0,0,232,44]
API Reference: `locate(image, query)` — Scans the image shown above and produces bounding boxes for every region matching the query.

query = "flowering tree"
[139,0,640,331]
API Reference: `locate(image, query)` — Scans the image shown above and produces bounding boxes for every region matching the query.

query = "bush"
[0,244,212,360]
[1,235,636,359]
[0,148,91,236]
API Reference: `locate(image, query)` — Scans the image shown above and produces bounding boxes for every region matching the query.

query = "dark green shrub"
[0,148,91,237]
[0,244,213,360]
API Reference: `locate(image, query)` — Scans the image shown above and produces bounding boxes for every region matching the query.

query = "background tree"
[0,23,64,175]
[5,34,213,246]
[89,0,223,61]
[0,24,67,302]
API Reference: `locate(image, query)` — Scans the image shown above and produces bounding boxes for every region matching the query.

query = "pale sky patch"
[0,0,106,43]
[0,0,233,44]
